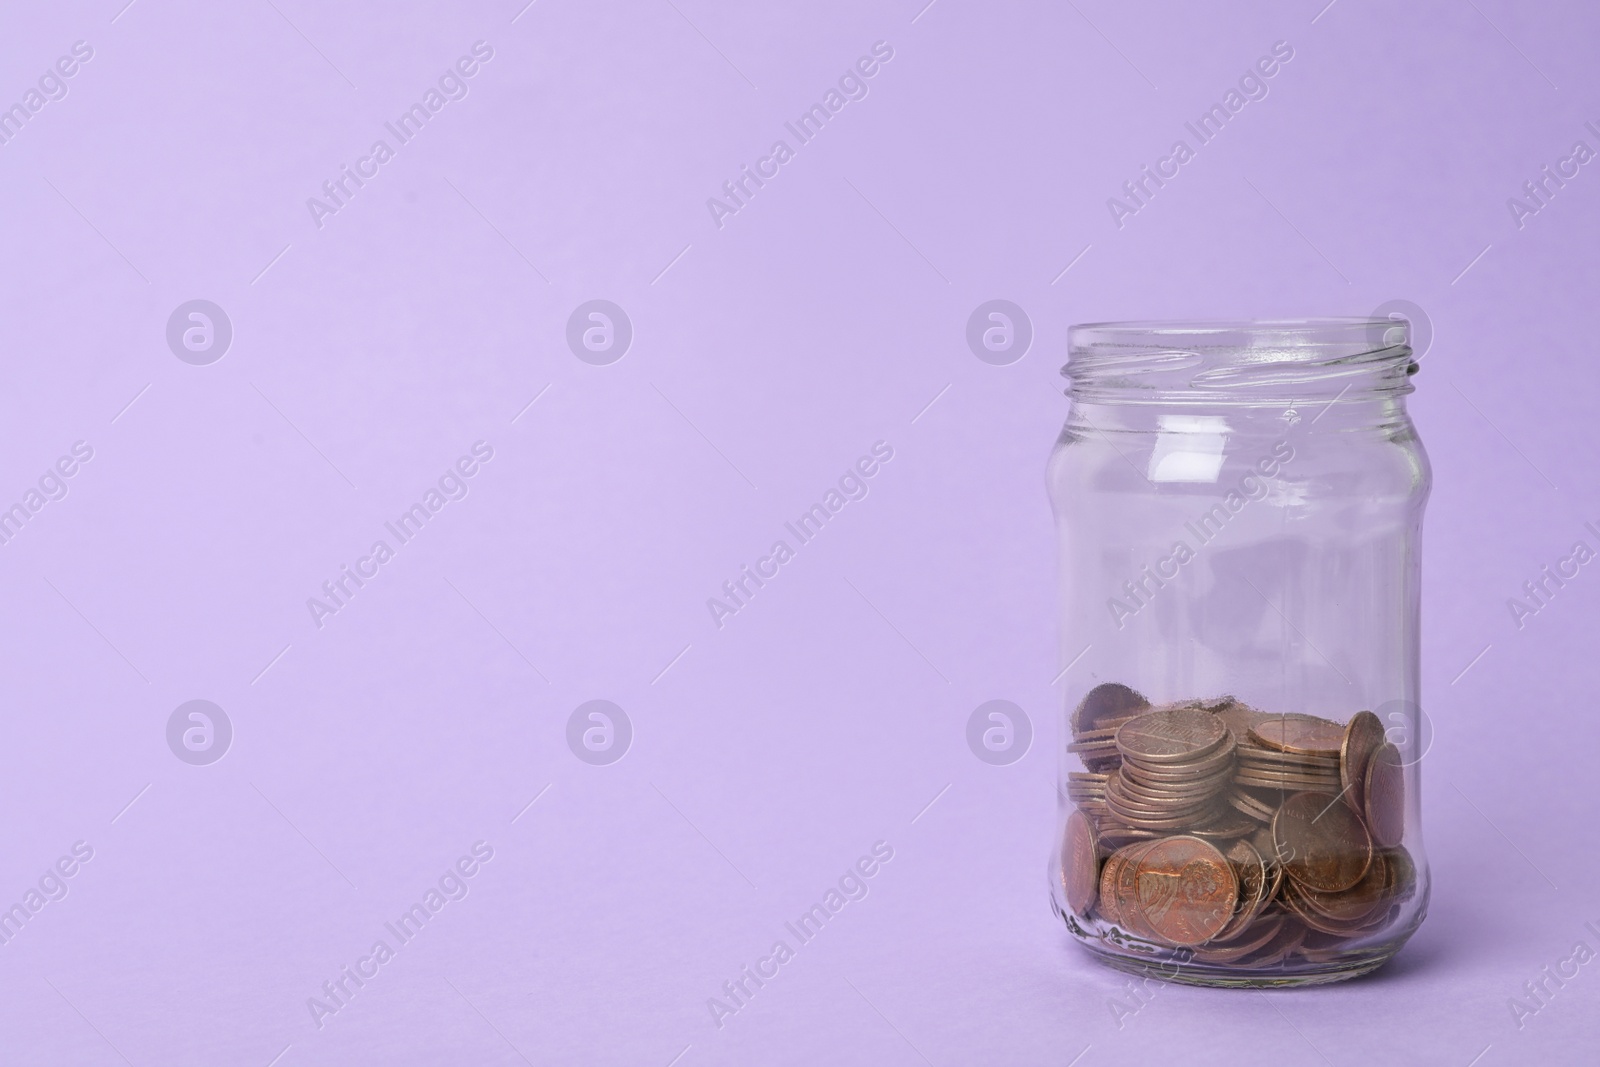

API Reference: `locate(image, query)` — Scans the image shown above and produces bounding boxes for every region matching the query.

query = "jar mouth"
[1064,318,1418,403]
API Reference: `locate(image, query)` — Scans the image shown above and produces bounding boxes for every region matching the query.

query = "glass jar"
[1047,319,1430,987]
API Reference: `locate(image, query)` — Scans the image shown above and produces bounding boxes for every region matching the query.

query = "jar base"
[1074,937,1399,988]
[1056,897,1420,988]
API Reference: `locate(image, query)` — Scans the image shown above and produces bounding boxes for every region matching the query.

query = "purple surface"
[0,1,1596,1064]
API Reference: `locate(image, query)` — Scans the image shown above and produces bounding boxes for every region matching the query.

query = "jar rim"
[1064,317,1418,402]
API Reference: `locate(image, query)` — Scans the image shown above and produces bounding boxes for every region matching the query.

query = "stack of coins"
[1065,772,1111,820]
[1105,707,1237,832]
[1235,715,1345,792]
[1061,684,1417,969]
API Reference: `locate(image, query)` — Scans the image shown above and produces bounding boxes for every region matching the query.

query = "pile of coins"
[1060,684,1415,969]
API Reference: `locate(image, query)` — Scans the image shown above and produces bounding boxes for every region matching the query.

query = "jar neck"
[1063,394,1416,439]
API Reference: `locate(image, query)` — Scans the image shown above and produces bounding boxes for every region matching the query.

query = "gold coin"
[1132,835,1239,946]
[1273,791,1372,893]
[1339,710,1386,814]
[1363,742,1406,848]
[1249,714,1346,756]
[1116,708,1228,764]
[1062,810,1099,917]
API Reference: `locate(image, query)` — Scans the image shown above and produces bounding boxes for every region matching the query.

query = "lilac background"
[0,0,1597,1063]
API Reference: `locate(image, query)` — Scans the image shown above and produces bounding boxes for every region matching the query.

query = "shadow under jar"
[1047,319,1431,987]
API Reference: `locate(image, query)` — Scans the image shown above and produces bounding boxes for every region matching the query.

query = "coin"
[1339,710,1386,814]
[1117,708,1228,764]
[1191,809,1259,841]
[1296,850,1389,925]
[1098,850,1125,926]
[1228,790,1279,823]
[1124,740,1239,782]
[1073,682,1150,736]
[1215,839,1270,941]
[1114,840,1162,938]
[1249,714,1346,756]
[1132,835,1239,946]
[1282,878,1387,937]
[1236,745,1340,770]
[1062,810,1099,917]
[1382,845,1418,905]
[1213,702,1277,743]
[1363,742,1406,848]
[1067,686,1420,972]
[1190,915,1286,963]
[1234,770,1343,792]
[1117,767,1232,800]
[1235,920,1308,968]
[1273,791,1373,893]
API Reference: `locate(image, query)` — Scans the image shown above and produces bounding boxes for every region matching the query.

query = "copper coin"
[1132,835,1239,946]
[1192,809,1259,841]
[1363,742,1406,848]
[1249,714,1346,756]
[1117,708,1228,764]
[1234,764,1341,781]
[1272,791,1372,893]
[1114,841,1161,938]
[1228,790,1278,823]
[1382,846,1418,905]
[1339,710,1386,812]
[1061,810,1099,916]
[1228,777,1344,793]
[1281,879,1382,937]
[1251,824,1284,864]
[1236,748,1340,771]
[1097,851,1125,925]
[1104,798,1216,827]
[1215,839,1270,941]
[1237,920,1308,968]
[1190,915,1286,963]
[1073,682,1150,736]
[1234,761,1341,781]
[1296,850,1389,924]
[1116,768,1230,801]
[1124,739,1239,781]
